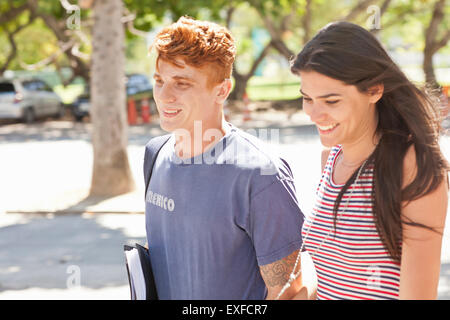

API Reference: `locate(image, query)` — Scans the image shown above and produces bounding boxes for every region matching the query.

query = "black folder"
[124,243,158,300]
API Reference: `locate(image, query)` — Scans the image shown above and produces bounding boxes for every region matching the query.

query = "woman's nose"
[304,101,326,123]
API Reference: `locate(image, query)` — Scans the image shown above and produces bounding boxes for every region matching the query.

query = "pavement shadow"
[58,195,118,214]
[0,213,146,292]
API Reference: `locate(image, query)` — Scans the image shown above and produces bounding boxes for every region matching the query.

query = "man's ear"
[215,79,233,104]
[368,83,384,104]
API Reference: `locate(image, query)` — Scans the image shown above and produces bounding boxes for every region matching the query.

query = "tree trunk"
[302,0,312,44]
[89,0,135,196]
[229,72,250,101]
[423,48,438,88]
[422,0,447,89]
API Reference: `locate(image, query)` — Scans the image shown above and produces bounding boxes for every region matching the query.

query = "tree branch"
[19,39,76,70]
[0,11,36,74]
[256,10,294,59]
[225,6,235,29]
[425,0,445,50]
[1,32,18,75]
[379,0,392,16]
[436,29,450,51]
[247,40,273,78]
[302,0,313,43]
[27,0,90,82]
[382,5,420,29]
[341,0,378,21]
[0,2,29,25]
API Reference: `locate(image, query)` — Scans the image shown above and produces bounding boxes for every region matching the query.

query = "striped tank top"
[302,145,401,300]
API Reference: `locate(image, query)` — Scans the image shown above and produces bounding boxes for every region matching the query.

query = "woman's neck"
[340,112,379,166]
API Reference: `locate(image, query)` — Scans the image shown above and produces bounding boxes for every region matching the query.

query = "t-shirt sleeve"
[248,167,304,266]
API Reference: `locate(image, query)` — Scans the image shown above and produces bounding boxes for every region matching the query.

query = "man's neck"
[174,114,228,159]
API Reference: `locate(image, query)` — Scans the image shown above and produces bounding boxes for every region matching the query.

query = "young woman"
[290,22,449,299]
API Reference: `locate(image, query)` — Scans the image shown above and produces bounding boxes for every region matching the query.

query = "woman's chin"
[319,136,337,148]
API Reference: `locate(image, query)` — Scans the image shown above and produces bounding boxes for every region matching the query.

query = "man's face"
[153,58,223,134]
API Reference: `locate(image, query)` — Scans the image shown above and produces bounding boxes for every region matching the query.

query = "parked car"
[71,73,155,122]
[0,77,64,123]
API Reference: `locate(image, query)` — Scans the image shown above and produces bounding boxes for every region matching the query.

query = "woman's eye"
[303,97,312,103]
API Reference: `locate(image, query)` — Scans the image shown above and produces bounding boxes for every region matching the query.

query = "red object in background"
[141,98,151,123]
[127,98,137,125]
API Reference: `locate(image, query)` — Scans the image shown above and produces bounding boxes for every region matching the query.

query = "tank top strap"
[316,145,342,194]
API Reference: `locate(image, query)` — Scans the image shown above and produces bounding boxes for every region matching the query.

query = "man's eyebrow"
[300,89,341,98]
[153,74,196,82]
[172,75,196,82]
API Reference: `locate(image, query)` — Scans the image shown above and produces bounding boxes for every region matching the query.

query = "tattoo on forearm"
[260,250,300,287]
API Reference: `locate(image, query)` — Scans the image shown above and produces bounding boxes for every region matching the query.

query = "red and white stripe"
[302,145,401,300]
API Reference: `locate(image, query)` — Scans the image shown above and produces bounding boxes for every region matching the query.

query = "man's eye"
[326,100,340,105]
[177,82,190,88]
[303,97,312,103]
[154,79,163,85]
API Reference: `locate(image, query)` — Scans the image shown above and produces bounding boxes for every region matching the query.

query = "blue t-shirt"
[145,123,304,299]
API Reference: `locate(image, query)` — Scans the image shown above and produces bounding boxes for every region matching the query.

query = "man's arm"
[259,249,317,300]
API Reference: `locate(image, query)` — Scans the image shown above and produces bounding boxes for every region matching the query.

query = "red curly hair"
[152,16,236,86]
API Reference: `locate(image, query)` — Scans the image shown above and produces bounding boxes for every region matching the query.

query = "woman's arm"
[399,146,448,299]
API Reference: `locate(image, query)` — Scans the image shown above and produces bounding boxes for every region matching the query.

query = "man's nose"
[157,84,176,104]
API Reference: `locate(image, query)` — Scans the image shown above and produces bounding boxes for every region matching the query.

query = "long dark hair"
[291,21,449,262]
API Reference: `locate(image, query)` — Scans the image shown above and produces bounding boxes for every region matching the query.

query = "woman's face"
[299,70,381,148]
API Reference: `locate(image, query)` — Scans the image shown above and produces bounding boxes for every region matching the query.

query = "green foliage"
[1,0,449,97]
[123,0,229,32]
[0,12,60,70]
[380,0,450,52]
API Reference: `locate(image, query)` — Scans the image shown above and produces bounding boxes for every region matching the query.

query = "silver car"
[0,78,64,123]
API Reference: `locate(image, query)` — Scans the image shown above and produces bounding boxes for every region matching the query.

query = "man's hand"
[259,249,317,300]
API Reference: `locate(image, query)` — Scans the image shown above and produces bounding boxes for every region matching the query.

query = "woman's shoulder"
[401,143,448,237]
[321,145,341,173]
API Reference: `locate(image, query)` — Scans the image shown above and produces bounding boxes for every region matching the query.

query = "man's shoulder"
[226,127,294,180]
[145,134,172,151]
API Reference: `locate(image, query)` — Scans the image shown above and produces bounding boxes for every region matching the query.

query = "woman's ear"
[368,83,384,104]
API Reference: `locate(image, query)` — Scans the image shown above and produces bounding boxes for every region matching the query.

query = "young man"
[144,16,307,300]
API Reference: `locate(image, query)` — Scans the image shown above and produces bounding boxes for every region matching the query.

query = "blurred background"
[0,0,449,299]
